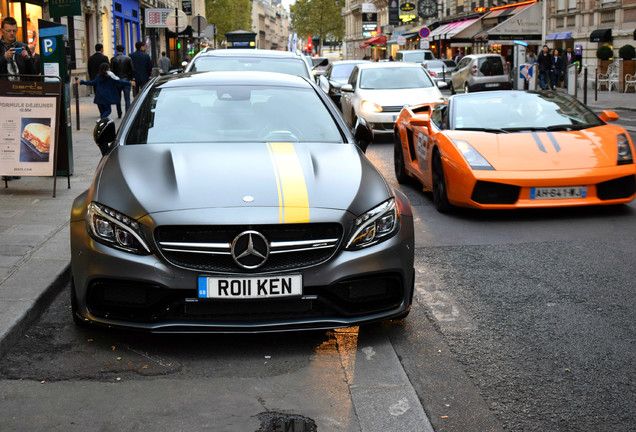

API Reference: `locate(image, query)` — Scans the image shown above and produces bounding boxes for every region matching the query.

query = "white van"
[395,50,436,64]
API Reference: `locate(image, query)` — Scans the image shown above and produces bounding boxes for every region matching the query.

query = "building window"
[600,10,614,22]
[557,0,565,11]
[567,0,576,9]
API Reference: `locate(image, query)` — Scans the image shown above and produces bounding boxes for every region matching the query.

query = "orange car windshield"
[453,92,603,132]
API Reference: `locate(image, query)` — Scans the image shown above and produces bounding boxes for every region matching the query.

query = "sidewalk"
[0,90,635,359]
[0,96,123,358]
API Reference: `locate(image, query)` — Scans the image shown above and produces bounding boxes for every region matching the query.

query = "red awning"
[361,35,387,48]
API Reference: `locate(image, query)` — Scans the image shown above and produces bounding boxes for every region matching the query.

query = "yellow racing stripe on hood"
[266,142,310,223]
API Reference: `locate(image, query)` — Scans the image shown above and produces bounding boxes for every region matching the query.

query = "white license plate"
[530,186,587,200]
[197,275,302,299]
[393,115,398,121]
[485,83,500,88]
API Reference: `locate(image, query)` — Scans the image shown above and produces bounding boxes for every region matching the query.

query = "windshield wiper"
[455,127,510,134]
[545,124,590,131]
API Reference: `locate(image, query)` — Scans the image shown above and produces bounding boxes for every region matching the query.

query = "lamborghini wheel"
[394,133,413,185]
[432,153,453,213]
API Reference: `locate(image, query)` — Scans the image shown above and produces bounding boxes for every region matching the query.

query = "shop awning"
[590,29,612,42]
[484,2,542,43]
[361,35,387,48]
[546,31,572,40]
[481,0,537,20]
[445,18,481,39]
[429,23,453,39]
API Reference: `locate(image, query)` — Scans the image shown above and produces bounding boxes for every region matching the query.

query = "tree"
[205,0,252,46]
[290,0,344,54]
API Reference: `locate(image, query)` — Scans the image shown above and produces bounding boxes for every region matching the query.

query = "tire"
[449,82,456,95]
[432,153,453,213]
[70,278,90,328]
[394,133,413,185]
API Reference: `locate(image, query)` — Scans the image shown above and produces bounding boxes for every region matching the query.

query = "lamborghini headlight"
[87,202,151,254]
[617,133,633,165]
[346,199,399,250]
[361,100,383,114]
[453,140,494,170]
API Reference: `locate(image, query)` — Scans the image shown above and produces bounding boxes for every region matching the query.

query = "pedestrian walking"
[0,16,35,81]
[525,50,536,65]
[537,45,551,90]
[551,48,564,90]
[110,44,134,118]
[29,45,40,74]
[87,43,109,80]
[454,49,464,63]
[158,51,171,74]
[77,63,134,119]
[562,47,576,87]
[130,40,152,96]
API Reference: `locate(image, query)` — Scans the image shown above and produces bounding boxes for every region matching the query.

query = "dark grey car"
[70,71,415,332]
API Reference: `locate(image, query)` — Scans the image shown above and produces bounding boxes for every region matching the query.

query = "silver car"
[70,71,415,332]
[449,53,511,94]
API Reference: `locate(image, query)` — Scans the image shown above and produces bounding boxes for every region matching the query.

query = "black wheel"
[394,132,413,184]
[432,153,453,213]
[449,82,456,95]
[70,278,90,328]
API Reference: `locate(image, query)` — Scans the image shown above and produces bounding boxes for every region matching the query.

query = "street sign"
[192,15,207,36]
[204,24,217,38]
[165,10,188,33]
[419,27,430,38]
[145,8,172,28]
[182,0,192,15]
[420,39,429,49]
[397,35,406,45]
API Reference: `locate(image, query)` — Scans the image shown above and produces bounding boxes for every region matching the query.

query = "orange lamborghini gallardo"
[393,90,636,212]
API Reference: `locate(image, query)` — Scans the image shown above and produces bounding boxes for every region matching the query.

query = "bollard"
[74,78,80,131]
[594,67,597,102]
[584,67,588,105]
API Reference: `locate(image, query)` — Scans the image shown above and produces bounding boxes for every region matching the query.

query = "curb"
[0,265,71,361]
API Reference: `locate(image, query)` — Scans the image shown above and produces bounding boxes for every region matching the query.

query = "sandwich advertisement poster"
[0,97,57,177]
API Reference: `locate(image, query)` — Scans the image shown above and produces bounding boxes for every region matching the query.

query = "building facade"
[251,0,292,50]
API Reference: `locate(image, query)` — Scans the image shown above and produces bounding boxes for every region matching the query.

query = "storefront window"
[7,2,42,50]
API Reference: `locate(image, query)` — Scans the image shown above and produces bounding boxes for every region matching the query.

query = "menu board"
[0,96,57,177]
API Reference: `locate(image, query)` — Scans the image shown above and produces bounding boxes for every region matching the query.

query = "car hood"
[95,142,391,221]
[448,126,621,171]
[357,87,443,106]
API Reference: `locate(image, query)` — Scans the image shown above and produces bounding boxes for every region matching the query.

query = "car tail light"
[504,62,509,74]
[429,71,437,76]
[471,64,478,75]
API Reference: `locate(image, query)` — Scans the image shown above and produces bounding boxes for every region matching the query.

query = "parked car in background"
[449,53,511,94]
[318,60,369,107]
[422,59,457,85]
[340,62,443,135]
[185,49,312,80]
[395,49,436,64]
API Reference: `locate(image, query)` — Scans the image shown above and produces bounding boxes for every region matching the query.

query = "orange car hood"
[449,126,620,171]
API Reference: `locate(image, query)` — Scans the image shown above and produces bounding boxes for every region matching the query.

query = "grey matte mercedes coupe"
[70,71,415,332]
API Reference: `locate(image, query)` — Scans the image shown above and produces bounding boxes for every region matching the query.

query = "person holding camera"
[1,17,35,81]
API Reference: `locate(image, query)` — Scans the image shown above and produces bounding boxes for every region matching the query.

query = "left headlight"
[617,133,633,165]
[87,202,151,254]
[453,140,494,170]
[346,199,400,250]
[361,100,383,114]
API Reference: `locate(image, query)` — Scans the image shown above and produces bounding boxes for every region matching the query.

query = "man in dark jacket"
[536,45,551,90]
[130,40,152,96]
[110,44,135,117]
[1,17,35,81]
[551,48,564,90]
[88,43,109,80]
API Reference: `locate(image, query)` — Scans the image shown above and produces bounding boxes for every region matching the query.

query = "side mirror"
[341,84,354,93]
[354,117,373,153]
[437,81,448,89]
[599,110,619,122]
[93,117,116,156]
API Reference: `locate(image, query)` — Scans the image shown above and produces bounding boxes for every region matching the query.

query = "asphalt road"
[0,120,634,432]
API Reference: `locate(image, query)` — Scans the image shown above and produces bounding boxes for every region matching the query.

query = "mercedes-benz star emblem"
[231,231,270,269]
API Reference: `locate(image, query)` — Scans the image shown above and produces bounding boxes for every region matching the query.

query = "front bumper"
[70,208,415,332]
[360,111,401,135]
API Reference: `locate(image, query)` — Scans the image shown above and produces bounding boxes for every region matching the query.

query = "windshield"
[402,52,424,63]
[359,67,434,89]
[332,63,358,79]
[453,92,604,131]
[425,60,445,69]
[189,57,310,79]
[125,85,344,144]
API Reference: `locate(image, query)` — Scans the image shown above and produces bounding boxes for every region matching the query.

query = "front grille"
[596,175,636,200]
[86,273,405,324]
[471,181,520,204]
[155,223,343,273]
[381,105,404,113]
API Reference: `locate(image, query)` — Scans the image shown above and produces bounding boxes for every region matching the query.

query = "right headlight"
[617,133,633,165]
[346,199,400,250]
[87,202,151,254]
